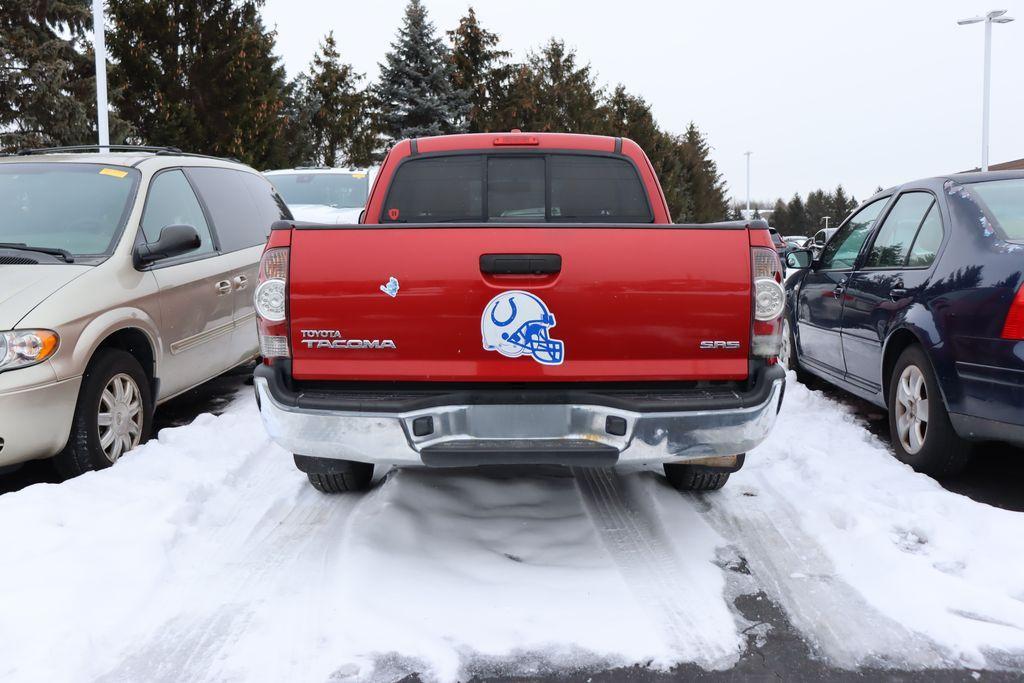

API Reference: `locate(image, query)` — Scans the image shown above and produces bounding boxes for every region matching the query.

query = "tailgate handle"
[480,254,561,275]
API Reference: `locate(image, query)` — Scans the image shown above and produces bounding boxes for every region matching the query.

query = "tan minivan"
[0,146,289,477]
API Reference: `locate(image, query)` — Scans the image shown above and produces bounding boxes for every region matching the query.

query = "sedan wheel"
[97,372,145,463]
[894,365,928,454]
[886,345,971,477]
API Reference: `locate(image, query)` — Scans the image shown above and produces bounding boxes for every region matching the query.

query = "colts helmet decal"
[481,290,565,365]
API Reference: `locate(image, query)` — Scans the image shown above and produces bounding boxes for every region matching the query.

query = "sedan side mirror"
[786,249,812,269]
[134,224,202,267]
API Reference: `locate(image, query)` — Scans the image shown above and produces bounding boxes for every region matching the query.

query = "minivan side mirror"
[134,224,202,267]
[786,249,812,270]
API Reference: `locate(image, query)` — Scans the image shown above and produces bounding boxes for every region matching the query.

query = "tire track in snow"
[573,467,741,669]
[697,472,954,670]
[96,463,382,683]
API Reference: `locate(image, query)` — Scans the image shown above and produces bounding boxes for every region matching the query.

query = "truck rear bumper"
[254,364,785,467]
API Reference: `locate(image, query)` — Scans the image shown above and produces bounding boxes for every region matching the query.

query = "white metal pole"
[744,151,751,214]
[981,16,992,171]
[92,0,110,148]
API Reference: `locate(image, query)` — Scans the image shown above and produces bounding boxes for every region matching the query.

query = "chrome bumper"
[255,371,785,467]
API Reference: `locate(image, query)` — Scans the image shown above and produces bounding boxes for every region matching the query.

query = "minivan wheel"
[887,346,972,478]
[54,349,153,478]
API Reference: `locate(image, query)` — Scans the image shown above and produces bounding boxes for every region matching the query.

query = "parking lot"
[3,372,1023,682]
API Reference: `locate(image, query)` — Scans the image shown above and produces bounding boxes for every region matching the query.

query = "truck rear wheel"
[294,454,373,493]
[663,454,744,492]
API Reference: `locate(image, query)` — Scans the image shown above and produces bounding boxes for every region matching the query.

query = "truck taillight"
[255,247,289,359]
[751,246,785,358]
[1003,283,1024,340]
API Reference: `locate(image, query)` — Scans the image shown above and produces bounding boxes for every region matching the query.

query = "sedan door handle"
[889,287,908,301]
[233,275,249,290]
[832,277,848,299]
[215,280,232,295]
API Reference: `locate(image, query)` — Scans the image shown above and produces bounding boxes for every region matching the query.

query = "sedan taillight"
[1002,283,1024,340]
[255,247,290,359]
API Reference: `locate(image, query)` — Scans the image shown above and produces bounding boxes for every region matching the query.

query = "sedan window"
[865,192,934,268]
[907,204,944,267]
[819,197,887,270]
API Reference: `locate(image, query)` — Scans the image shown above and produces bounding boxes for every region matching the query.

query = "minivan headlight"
[0,330,60,371]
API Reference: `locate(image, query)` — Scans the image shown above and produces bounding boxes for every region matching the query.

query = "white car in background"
[264,167,375,224]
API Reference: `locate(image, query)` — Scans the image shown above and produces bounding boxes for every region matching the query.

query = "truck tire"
[54,349,153,479]
[294,454,373,493]
[663,455,744,492]
[887,345,972,478]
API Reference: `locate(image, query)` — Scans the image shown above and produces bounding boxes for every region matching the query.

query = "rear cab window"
[381,153,652,223]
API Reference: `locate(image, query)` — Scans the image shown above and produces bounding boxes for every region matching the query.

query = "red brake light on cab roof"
[493,134,539,146]
[1002,283,1024,340]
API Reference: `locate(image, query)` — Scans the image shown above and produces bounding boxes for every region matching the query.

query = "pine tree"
[300,32,369,167]
[772,199,790,232]
[729,204,744,220]
[787,194,807,233]
[447,7,510,133]
[830,185,854,223]
[0,0,127,150]
[494,40,604,133]
[674,122,729,223]
[376,0,468,141]
[805,189,830,234]
[107,0,298,167]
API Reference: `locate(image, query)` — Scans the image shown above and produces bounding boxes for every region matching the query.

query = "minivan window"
[0,163,139,256]
[965,178,1024,240]
[865,192,934,268]
[187,167,282,252]
[141,170,216,257]
[382,154,651,223]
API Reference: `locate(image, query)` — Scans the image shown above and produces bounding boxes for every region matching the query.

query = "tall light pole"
[92,0,109,148]
[744,151,752,215]
[958,9,1014,171]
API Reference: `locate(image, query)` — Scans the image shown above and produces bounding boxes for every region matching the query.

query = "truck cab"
[252,132,786,493]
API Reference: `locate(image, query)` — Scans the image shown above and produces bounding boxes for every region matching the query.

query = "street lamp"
[958,9,1015,171]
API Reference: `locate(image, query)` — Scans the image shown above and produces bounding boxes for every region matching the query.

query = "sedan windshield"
[0,163,140,256]
[965,178,1024,241]
[270,172,369,209]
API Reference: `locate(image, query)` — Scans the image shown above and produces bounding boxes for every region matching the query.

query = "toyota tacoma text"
[252,132,787,493]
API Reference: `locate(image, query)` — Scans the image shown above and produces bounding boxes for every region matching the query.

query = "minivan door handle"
[832,277,848,299]
[480,254,561,275]
[215,280,232,295]
[233,275,248,290]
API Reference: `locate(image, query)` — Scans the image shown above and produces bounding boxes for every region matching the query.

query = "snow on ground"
[1,374,1023,682]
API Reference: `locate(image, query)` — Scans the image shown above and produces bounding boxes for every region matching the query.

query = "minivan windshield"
[965,178,1024,241]
[270,171,369,209]
[0,163,140,257]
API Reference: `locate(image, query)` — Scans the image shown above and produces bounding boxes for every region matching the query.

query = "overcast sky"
[262,0,1024,205]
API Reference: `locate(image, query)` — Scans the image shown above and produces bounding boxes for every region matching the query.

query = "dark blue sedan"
[782,171,1024,476]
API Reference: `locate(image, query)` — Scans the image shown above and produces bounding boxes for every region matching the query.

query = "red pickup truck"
[253,132,786,493]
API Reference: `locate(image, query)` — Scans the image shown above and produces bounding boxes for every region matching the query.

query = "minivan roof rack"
[11,145,240,164]
[16,144,183,156]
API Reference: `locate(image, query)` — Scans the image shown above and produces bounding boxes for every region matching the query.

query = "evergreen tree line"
[756,186,860,235]
[1,0,729,221]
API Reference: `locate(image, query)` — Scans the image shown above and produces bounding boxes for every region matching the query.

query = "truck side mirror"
[134,224,202,267]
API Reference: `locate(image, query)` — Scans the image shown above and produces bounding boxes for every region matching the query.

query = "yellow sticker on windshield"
[351,173,367,179]
[99,168,128,178]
